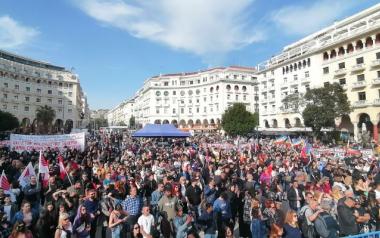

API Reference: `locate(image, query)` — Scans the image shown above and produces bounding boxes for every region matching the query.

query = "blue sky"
[0,0,378,109]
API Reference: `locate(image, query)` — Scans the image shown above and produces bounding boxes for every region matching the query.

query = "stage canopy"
[132,124,191,138]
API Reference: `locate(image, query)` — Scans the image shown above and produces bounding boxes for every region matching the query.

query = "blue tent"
[132,124,191,138]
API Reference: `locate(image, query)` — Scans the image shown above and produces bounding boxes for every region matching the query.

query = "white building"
[0,49,89,133]
[257,3,380,141]
[108,66,259,130]
[107,99,134,126]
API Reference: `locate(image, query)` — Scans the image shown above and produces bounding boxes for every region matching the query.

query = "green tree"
[36,105,56,134]
[117,121,127,126]
[0,111,19,131]
[221,103,258,136]
[302,83,351,134]
[129,115,136,129]
[281,92,305,113]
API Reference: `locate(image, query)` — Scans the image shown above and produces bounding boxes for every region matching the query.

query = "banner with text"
[10,133,85,152]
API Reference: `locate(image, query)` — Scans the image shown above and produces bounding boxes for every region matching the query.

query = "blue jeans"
[204,234,216,238]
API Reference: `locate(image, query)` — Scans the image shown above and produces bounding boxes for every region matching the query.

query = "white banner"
[10,133,85,152]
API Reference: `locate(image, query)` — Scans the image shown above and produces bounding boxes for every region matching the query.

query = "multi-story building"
[109,66,259,130]
[0,49,89,133]
[91,109,109,120]
[107,99,134,126]
[257,3,380,141]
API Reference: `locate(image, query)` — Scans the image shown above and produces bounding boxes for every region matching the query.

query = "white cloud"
[271,0,357,36]
[0,15,39,50]
[75,0,264,58]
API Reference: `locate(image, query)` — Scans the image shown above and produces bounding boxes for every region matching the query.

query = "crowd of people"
[0,131,378,238]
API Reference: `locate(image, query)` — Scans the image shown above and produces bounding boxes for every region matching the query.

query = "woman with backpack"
[314,200,339,238]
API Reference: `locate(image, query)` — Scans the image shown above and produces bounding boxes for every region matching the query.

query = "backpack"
[315,213,338,238]
[298,206,317,238]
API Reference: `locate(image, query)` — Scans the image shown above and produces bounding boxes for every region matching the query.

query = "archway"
[162,119,169,124]
[330,49,336,58]
[188,119,194,128]
[171,120,178,127]
[365,37,373,47]
[179,119,186,128]
[203,119,209,128]
[64,119,73,134]
[195,119,201,127]
[338,115,354,140]
[154,119,161,124]
[357,113,373,136]
[284,118,291,128]
[21,118,30,128]
[264,120,270,128]
[54,119,64,133]
[31,119,37,133]
[338,47,345,56]
[210,119,215,125]
[272,119,278,128]
[347,43,354,53]
[294,117,302,127]
[355,40,363,50]
[216,118,221,125]
[376,34,380,44]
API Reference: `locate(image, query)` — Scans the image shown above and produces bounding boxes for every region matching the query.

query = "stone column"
[372,120,379,143]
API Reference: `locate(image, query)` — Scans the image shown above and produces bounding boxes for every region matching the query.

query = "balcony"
[352,81,366,89]
[352,100,368,108]
[300,77,310,84]
[373,99,380,106]
[268,97,276,103]
[372,77,380,86]
[334,68,347,77]
[371,59,380,68]
[351,64,365,72]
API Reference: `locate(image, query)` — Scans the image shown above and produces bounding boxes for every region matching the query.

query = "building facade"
[257,3,380,141]
[0,50,89,133]
[108,66,259,130]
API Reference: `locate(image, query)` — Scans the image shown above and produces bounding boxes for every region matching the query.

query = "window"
[15,85,19,90]
[305,71,309,78]
[173,91,176,95]
[358,92,366,101]
[356,57,364,64]
[196,107,199,113]
[180,91,185,96]
[203,97,206,102]
[339,78,346,85]
[24,106,29,111]
[3,83,8,88]
[305,84,310,91]
[156,91,161,96]
[13,105,18,110]
[227,94,231,100]
[25,97,29,102]
[189,108,192,113]
[180,81,185,86]
[323,67,329,74]
[69,84,73,88]
[376,52,380,59]
[164,82,169,86]
[14,95,18,100]
[234,75,238,79]
[68,92,73,97]
[58,108,62,113]
[236,95,239,100]
[173,108,176,114]
[48,90,52,95]
[3,94,7,99]
[58,99,62,104]
[357,74,365,81]
[68,109,72,113]
[26,87,30,92]
[294,75,298,80]
[189,81,193,85]
[181,108,184,113]
[37,88,41,94]
[2,105,6,110]
[48,98,52,103]
[36,97,41,102]
[243,95,247,101]
[338,62,345,69]
[378,71,380,78]
[204,107,206,113]
[156,108,160,114]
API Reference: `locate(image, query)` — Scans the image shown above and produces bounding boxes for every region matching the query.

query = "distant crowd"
[0,131,378,238]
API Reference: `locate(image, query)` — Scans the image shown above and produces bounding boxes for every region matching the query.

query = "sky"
[0,0,378,110]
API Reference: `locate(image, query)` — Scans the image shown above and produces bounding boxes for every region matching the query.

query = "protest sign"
[10,133,85,152]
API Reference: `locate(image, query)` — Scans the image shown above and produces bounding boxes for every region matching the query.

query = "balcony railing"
[373,77,380,85]
[371,59,380,68]
[351,63,366,72]
[352,81,366,88]
[334,68,347,76]
[352,100,368,108]
[373,98,380,106]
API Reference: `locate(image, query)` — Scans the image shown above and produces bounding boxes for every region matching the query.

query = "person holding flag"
[21,173,40,210]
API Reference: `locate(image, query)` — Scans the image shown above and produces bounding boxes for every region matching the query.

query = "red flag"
[38,151,49,174]
[41,173,49,188]
[58,155,67,180]
[0,171,10,191]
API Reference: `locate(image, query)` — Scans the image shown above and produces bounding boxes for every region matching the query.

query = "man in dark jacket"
[197,203,217,237]
[287,180,303,211]
[337,197,359,236]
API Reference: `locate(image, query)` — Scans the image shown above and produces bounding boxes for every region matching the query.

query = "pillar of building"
[352,121,359,142]
[372,120,379,143]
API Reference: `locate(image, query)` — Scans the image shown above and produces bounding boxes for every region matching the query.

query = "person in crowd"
[197,202,217,238]
[108,203,127,238]
[9,221,33,238]
[173,205,192,238]
[22,176,41,210]
[314,199,339,238]
[130,223,143,238]
[123,186,143,233]
[37,202,58,238]
[283,210,302,238]
[12,201,38,231]
[73,205,93,238]
[137,204,155,238]
[54,213,73,238]
[287,180,303,212]
[337,196,359,236]
[2,194,17,223]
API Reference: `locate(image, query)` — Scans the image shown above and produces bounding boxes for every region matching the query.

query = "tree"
[0,111,19,131]
[281,92,305,113]
[221,103,259,136]
[36,105,56,134]
[129,115,136,129]
[302,83,351,134]
[117,121,127,126]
